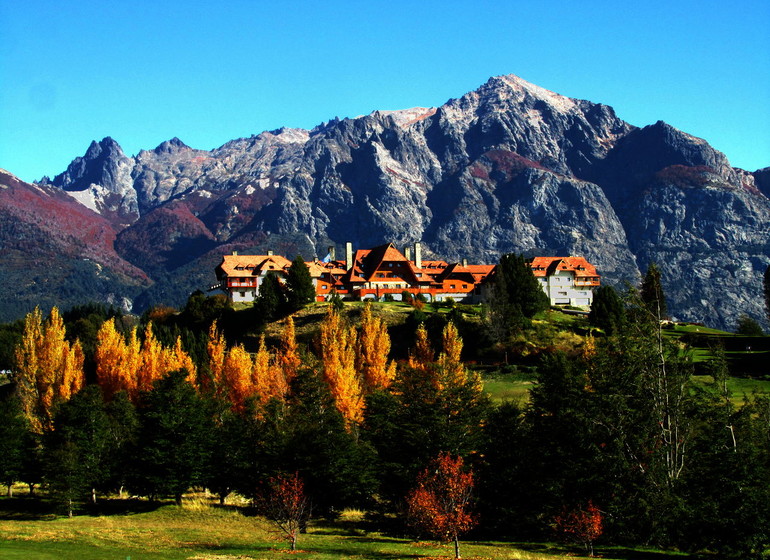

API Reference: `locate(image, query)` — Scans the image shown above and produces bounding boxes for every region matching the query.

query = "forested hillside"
[1,273,769,558]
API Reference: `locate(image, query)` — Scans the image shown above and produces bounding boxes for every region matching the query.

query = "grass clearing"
[0,497,698,560]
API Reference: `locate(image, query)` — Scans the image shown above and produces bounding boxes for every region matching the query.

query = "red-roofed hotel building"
[215,243,599,306]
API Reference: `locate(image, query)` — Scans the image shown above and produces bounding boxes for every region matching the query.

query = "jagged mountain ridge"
[16,74,770,328]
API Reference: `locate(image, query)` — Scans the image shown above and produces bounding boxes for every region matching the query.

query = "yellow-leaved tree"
[437,322,481,392]
[222,343,253,412]
[95,318,142,401]
[408,323,435,373]
[251,335,272,404]
[204,321,228,399]
[319,307,363,427]
[357,302,396,391]
[14,307,85,433]
[275,316,301,392]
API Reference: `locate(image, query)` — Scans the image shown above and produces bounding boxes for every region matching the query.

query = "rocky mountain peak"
[153,137,190,155]
[19,74,769,330]
[84,136,125,160]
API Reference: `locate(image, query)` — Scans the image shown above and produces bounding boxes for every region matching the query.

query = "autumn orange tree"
[14,307,84,433]
[554,500,603,557]
[275,316,301,390]
[203,321,228,398]
[222,343,254,412]
[95,318,140,401]
[407,452,477,560]
[318,306,363,427]
[357,302,396,391]
[256,471,311,551]
[95,321,197,402]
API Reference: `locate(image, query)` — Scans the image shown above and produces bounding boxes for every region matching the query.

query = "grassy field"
[0,495,696,560]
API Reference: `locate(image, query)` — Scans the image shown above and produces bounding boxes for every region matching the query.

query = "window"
[240,291,246,298]
[322,285,328,290]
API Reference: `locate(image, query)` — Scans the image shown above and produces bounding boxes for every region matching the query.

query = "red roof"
[529,256,599,278]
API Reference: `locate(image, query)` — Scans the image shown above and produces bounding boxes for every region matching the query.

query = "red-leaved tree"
[406,452,477,559]
[554,500,603,557]
[256,472,311,551]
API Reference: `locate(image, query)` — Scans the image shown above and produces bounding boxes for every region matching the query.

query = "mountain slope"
[10,75,770,329]
[0,169,150,321]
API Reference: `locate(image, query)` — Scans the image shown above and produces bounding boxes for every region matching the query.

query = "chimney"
[346,242,353,270]
[404,246,412,261]
[328,245,336,261]
[462,258,468,267]
[267,249,274,256]
[232,250,238,256]
[414,242,422,269]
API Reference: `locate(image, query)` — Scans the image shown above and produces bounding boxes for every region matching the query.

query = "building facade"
[215,245,600,307]
[529,256,600,307]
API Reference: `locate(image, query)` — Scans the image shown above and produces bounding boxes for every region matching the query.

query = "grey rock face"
[41,75,770,329]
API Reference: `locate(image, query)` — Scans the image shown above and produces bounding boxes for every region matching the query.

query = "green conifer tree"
[131,370,213,505]
[255,272,288,322]
[589,285,626,335]
[640,262,667,320]
[285,255,317,311]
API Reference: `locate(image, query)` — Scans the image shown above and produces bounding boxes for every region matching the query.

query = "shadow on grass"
[507,540,703,560]
[0,496,58,520]
[83,497,171,516]
[0,495,176,520]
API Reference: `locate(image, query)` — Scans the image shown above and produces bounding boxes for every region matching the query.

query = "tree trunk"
[91,487,97,505]
[290,532,297,551]
[175,493,183,506]
[6,483,12,498]
[454,534,461,559]
[68,498,73,518]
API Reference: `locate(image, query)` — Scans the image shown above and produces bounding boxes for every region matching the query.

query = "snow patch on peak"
[496,75,577,113]
[269,128,310,144]
[374,107,437,128]
[65,184,107,214]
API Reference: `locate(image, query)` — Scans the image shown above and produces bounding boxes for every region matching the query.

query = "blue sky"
[1,1,768,183]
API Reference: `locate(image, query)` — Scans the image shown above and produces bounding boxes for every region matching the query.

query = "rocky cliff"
[14,75,770,329]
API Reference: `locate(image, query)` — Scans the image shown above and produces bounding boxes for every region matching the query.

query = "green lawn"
[0,497,697,560]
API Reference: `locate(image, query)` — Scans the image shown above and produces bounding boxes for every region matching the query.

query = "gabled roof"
[345,243,422,284]
[529,256,599,278]
[217,254,293,278]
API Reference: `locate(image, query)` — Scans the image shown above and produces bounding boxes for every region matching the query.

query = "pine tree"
[589,285,626,335]
[640,262,667,320]
[255,272,288,322]
[0,394,28,496]
[131,370,213,505]
[45,385,112,511]
[285,255,317,311]
[496,253,550,318]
